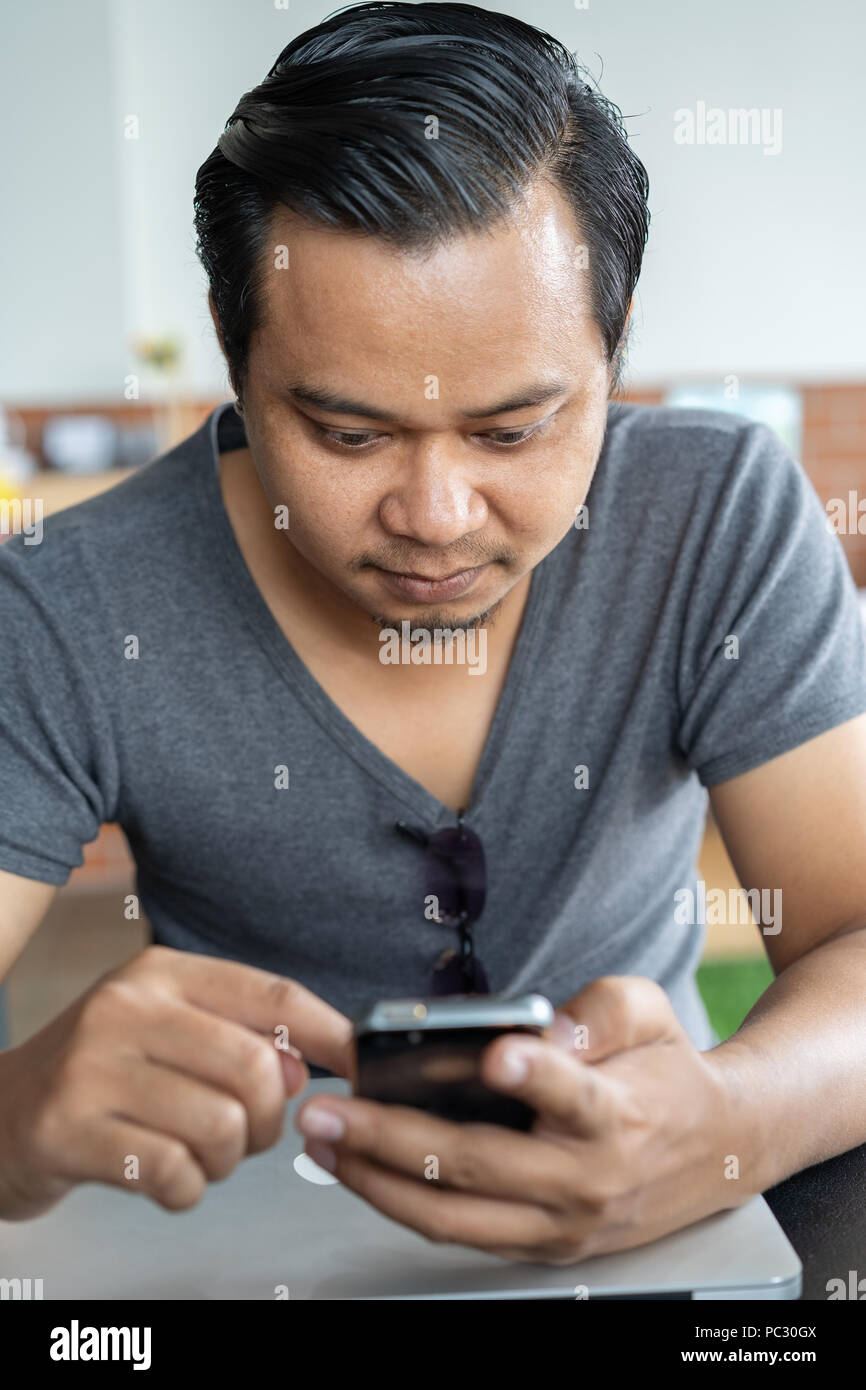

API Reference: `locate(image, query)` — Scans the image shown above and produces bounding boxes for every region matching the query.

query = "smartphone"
[353,993,554,1131]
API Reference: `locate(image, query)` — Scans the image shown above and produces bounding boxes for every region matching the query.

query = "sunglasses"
[395,814,490,995]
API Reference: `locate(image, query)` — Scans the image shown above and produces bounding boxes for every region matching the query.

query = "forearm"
[707,923,866,1192]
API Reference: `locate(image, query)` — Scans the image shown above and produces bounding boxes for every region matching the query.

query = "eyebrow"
[286,380,572,422]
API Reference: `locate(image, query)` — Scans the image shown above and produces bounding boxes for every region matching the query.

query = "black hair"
[194,1,650,400]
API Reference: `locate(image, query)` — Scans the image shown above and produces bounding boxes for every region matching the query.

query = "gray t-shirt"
[2,400,865,1071]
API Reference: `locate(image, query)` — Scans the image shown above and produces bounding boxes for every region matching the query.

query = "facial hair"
[370,594,506,637]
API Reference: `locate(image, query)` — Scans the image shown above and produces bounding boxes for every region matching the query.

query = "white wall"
[108,0,291,401]
[0,1,125,398]
[566,0,866,383]
[1,0,864,401]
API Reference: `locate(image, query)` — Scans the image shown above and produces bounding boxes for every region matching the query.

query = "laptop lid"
[0,1078,801,1300]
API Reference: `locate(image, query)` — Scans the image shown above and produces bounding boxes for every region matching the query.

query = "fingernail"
[305,1140,337,1173]
[299,1105,345,1141]
[497,1045,530,1087]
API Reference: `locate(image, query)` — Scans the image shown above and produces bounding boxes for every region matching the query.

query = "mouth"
[374,564,488,603]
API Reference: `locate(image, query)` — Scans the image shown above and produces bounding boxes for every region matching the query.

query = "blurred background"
[1,0,864,1046]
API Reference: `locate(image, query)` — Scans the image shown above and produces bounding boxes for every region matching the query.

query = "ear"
[620,297,634,341]
[208,294,241,403]
[612,299,634,372]
[208,292,225,355]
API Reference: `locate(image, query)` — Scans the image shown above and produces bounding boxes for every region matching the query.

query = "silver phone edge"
[353,992,554,1036]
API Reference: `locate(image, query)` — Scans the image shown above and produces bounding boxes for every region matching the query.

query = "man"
[1,2,865,1265]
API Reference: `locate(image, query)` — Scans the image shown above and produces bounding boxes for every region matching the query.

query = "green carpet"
[697,956,775,1042]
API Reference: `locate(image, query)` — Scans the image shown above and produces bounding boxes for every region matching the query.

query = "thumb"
[546,975,683,1063]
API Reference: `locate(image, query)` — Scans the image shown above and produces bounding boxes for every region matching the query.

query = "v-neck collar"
[195,402,554,829]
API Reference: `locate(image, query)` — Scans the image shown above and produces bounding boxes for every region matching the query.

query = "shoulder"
[0,412,216,608]
[605,399,787,471]
[601,400,803,517]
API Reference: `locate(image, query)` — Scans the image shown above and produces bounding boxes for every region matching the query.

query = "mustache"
[355,546,517,573]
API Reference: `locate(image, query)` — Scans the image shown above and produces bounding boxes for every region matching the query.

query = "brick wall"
[801,384,866,586]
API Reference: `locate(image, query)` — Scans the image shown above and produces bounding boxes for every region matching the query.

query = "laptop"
[0,1077,801,1300]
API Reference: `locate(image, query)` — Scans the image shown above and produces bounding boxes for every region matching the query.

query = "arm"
[0,868,58,980]
[289,716,866,1264]
[0,867,354,1221]
[706,711,866,1189]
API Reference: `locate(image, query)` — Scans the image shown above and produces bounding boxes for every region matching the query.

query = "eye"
[479,424,543,448]
[310,416,551,451]
[313,425,383,450]
[478,417,553,450]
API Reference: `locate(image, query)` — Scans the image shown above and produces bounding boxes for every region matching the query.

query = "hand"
[0,944,353,1220]
[295,976,756,1265]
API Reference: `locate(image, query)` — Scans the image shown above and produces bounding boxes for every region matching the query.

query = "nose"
[378,440,488,547]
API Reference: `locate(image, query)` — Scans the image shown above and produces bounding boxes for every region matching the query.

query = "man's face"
[231,177,612,632]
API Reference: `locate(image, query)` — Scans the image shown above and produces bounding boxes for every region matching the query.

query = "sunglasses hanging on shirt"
[394,814,490,995]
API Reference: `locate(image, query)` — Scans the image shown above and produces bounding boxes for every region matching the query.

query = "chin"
[369,598,506,634]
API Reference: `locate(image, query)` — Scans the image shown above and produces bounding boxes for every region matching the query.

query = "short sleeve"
[0,531,119,883]
[676,420,866,787]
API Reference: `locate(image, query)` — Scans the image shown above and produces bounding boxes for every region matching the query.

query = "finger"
[110,1058,250,1181]
[297,1094,582,1207]
[305,1141,568,1257]
[550,976,684,1063]
[147,948,355,1077]
[133,990,304,1152]
[52,1116,207,1212]
[479,1034,622,1137]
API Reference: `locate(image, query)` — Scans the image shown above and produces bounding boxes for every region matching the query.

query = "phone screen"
[355,1024,539,1130]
